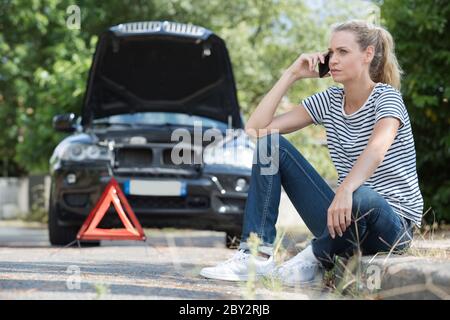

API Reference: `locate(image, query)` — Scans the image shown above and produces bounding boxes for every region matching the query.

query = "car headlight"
[61,143,112,161]
[203,145,254,169]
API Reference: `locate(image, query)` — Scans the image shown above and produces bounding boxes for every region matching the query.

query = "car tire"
[225,231,241,249]
[48,189,100,247]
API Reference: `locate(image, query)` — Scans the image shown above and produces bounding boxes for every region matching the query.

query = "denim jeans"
[239,132,414,270]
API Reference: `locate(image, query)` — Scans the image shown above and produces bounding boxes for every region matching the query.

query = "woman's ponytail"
[374,26,403,90]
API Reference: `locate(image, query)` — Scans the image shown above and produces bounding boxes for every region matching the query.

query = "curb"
[360,255,450,299]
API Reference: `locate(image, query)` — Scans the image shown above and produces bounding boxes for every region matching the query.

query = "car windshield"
[93,112,228,130]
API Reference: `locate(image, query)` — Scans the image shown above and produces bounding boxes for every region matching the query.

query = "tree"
[0,0,94,173]
[381,0,450,223]
[0,0,376,183]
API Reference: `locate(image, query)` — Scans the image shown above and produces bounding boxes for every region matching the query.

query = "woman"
[200,20,424,285]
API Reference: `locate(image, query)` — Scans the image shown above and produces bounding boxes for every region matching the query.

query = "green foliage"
[0,0,95,174]
[0,0,376,177]
[381,0,450,223]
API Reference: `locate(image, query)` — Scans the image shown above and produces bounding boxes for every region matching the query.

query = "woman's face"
[327,31,373,84]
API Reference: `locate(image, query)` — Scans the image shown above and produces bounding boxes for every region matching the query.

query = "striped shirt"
[302,82,424,227]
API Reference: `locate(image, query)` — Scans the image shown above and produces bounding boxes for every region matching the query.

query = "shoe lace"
[280,253,304,268]
[277,256,318,274]
[217,249,249,267]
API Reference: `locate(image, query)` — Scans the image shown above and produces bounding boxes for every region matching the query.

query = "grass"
[94,283,111,299]
[405,207,449,260]
[321,207,449,299]
[237,206,449,300]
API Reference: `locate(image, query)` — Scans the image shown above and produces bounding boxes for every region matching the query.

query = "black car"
[49,21,255,248]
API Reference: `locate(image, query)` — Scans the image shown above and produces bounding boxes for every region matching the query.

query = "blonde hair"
[331,20,403,90]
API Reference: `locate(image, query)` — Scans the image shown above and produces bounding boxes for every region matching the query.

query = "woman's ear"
[365,45,375,64]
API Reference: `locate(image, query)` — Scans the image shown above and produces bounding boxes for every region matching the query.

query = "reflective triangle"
[76,177,146,241]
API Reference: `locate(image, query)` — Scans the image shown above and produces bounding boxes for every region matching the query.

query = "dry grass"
[242,206,450,300]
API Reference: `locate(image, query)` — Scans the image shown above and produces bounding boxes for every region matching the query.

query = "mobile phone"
[318,52,330,78]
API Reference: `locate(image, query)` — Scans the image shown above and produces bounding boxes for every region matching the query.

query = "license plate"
[123,180,186,196]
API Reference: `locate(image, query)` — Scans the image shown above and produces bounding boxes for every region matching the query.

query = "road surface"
[0,220,332,300]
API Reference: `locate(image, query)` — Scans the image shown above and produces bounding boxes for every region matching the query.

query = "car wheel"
[225,231,241,249]
[48,188,100,247]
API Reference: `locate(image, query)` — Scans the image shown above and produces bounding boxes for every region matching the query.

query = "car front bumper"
[51,163,250,232]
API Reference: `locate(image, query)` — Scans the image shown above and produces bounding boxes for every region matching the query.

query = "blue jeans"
[239,133,414,270]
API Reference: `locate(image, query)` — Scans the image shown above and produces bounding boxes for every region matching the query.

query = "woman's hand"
[285,52,330,81]
[327,186,353,239]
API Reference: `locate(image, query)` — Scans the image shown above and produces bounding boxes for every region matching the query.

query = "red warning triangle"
[77,177,146,241]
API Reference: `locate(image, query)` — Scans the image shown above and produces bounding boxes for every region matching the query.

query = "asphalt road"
[0,221,332,300]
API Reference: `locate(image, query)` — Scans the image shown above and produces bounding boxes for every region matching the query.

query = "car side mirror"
[53,113,77,132]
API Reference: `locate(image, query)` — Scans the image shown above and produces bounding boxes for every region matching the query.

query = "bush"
[382,0,450,224]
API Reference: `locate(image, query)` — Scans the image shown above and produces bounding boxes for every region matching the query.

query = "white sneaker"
[200,249,275,281]
[273,252,323,286]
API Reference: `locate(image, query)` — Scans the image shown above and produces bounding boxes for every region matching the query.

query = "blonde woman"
[200,20,423,285]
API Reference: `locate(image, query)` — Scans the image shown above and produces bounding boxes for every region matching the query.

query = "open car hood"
[81,21,243,128]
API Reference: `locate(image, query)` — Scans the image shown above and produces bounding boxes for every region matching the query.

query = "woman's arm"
[244,71,299,135]
[327,117,401,238]
[245,52,328,138]
[340,117,401,192]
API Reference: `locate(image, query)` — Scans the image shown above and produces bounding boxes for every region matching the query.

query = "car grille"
[127,195,209,209]
[162,148,198,166]
[113,145,202,178]
[116,148,153,167]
